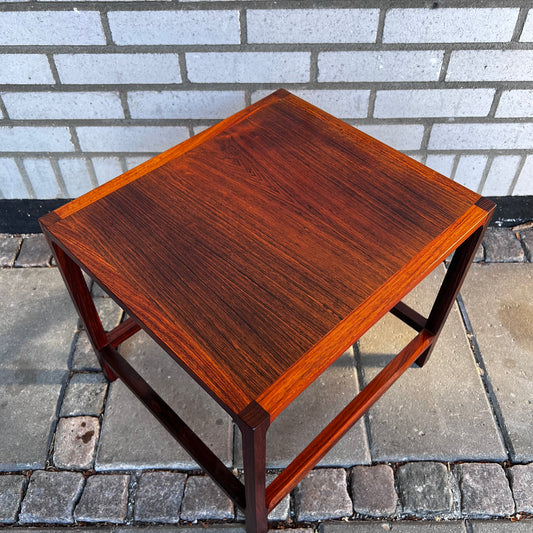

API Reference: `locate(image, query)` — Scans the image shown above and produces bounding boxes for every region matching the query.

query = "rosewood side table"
[40,90,494,533]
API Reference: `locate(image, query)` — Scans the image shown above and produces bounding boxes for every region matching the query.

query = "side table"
[40,89,494,533]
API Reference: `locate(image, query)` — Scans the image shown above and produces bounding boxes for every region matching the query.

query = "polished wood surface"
[42,89,489,420]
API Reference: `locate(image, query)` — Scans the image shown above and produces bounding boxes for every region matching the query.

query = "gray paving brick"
[350,464,398,517]
[3,92,124,120]
[181,476,233,521]
[453,155,488,193]
[496,90,533,118]
[482,156,522,197]
[0,235,21,267]
[0,475,25,523]
[520,229,533,261]
[109,10,239,45]
[0,158,28,199]
[96,331,233,470]
[252,89,370,119]
[71,331,101,371]
[0,127,74,152]
[509,464,533,513]
[318,51,443,82]
[461,264,533,462]
[0,55,54,84]
[358,125,424,151]
[322,522,467,532]
[60,373,107,417]
[359,266,506,463]
[77,126,189,153]
[128,91,245,119]
[429,124,533,151]
[15,235,51,267]
[397,462,453,515]
[91,157,124,186]
[58,158,94,198]
[513,156,533,196]
[55,54,181,84]
[521,10,533,41]
[425,155,456,178]
[75,474,129,523]
[248,9,379,43]
[374,89,494,119]
[447,51,533,81]
[19,471,84,524]
[22,159,62,199]
[483,229,525,263]
[384,8,518,43]
[0,11,105,45]
[471,521,533,532]
[186,52,310,83]
[53,416,100,469]
[125,156,154,171]
[134,471,186,523]
[455,463,514,516]
[296,468,352,521]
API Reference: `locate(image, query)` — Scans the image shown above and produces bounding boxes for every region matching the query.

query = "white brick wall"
[0,3,531,199]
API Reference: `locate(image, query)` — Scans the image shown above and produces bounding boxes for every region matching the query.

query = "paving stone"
[0,474,25,523]
[19,471,84,524]
[14,235,52,267]
[235,347,370,468]
[53,416,100,469]
[94,297,123,332]
[461,264,533,462]
[397,462,453,515]
[509,463,533,513]
[60,373,107,416]
[134,471,186,523]
[74,474,129,523]
[474,243,485,262]
[96,331,232,470]
[91,280,110,298]
[350,464,397,516]
[359,266,506,462]
[520,229,533,261]
[181,476,233,521]
[296,468,352,521]
[470,520,533,532]
[455,463,514,516]
[484,229,525,263]
[322,522,468,532]
[71,331,101,371]
[0,235,21,267]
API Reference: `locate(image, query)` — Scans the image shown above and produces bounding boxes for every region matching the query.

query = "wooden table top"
[42,89,491,421]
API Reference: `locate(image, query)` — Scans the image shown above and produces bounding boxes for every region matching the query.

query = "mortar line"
[50,156,69,198]
[477,154,494,195]
[488,88,504,118]
[178,52,189,85]
[84,157,100,189]
[46,54,61,85]
[367,89,376,119]
[438,49,452,83]
[15,158,36,199]
[309,50,319,84]
[375,8,386,44]
[509,154,527,195]
[512,7,530,41]
[239,7,247,46]
[119,91,131,120]
[0,94,9,120]
[100,9,115,46]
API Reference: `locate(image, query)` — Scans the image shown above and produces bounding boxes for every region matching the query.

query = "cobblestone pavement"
[0,228,532,531]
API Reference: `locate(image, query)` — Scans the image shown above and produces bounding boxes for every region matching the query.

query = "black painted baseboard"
[1,196,531,234]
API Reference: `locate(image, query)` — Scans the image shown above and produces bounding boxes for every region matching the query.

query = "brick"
[0,11,105,45]
[55,54,181,84]
[496,90,533,118]
[109,10,239,45]
[0,235,21,267]
[53,416,100,469]
[453,155,487,192]
[180,476,233,521]
[128,90,245,119]
[0,55,54,84]
[71,331,101,371]
[0,475,25,523]
[74,474,129,523]
[19,471,84,524]
[58,158,94,197]
[296,468,352,521]
[483,228,525,263]
[397,462,453,515]
[350,465,397,517]
[520,10,533,41]
[236,473,289,522]
[509,464,533,512]
[447,51,533,81]
[248,9,379,43]
[22,159,62,199]
[91,157,123,185]
[482,156,521,196]
[186,52,310,83]
[134,471,186,523]
[0,127,74,152]
[513,156,533,195]
[125,155,153,171]
[384,8,518,43]
[3,92,124,120]
[425,155,456,177]
[318,51,443,82]
[77,126,189,153]
[455,463,514,516]
[0,158,28,199]
[15,234,52,267]
[252,89,370,118]
[60,373,107,417]
[429,123,533,150]
[374,89,494,118]
[357,125,424,151]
